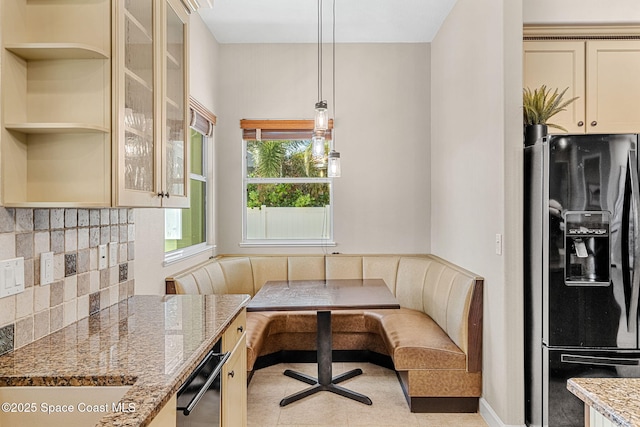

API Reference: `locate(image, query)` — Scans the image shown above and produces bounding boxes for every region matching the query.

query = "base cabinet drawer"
[222,334,247,427]
[223,309,246,352]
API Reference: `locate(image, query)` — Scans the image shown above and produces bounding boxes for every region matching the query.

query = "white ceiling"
[198,0,459,44]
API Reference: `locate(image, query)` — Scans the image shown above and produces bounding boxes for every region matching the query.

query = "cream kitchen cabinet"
[113,0,190,208]
[222,309,247,427]
[523,41,585,134]
[0,0,190,208]
[586,406,617,427]
[524,39,640,134]
[0,0,111,206]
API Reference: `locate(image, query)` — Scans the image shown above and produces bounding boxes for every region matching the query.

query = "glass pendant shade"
[312,134,325,158]
[314,101,329,131]
[328,150,341,177]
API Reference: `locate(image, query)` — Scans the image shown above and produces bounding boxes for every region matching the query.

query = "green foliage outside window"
[247,183,329,208]
[246,139,330,208]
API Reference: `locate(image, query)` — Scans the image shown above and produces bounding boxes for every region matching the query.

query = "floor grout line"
[248,362,488,427]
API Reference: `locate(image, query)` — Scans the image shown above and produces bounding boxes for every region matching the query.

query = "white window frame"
[240,139,336,247]
[164,128,213,264]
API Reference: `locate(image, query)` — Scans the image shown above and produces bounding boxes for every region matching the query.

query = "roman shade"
[190,96,216,136]
[240,119,333,140]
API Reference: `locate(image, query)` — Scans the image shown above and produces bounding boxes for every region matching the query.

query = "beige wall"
[215,43,431,254]
[523,0,640,24]
[430,0,523,425]
[134,13,220,295]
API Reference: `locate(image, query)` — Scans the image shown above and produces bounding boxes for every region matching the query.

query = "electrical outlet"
[98,244,108,270]
[495,233,503,255]
[0,257,24,298]
[40,252,54,285]
[108,242,118,267]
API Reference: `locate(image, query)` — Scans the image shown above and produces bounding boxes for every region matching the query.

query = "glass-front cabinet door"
[113,0,189,207]
[120,0,157,206]
[162,0,189,208]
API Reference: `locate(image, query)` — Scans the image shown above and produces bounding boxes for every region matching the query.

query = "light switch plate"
[108,242,118,268]
[40,252,54,285]
[0,257,24,298]
[98,244,107,270]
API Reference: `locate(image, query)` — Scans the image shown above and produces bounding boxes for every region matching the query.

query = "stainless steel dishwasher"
[176,339,230,427]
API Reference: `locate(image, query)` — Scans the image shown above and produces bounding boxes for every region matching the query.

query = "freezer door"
[541,348,640,427]
[546,134,639,348]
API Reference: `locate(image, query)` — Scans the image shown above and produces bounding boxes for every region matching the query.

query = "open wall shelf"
[6,123,109,134]
[5,43,109,60]
[0,0,111,207]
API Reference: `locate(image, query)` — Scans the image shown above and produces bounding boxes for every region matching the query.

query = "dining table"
[246,278,400,406]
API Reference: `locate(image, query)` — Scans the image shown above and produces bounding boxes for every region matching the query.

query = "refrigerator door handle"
[561,353,640,367]
[627,150,640,332]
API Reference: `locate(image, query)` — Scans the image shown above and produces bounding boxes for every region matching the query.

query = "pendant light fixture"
[311,131,325,158]
[312,0,327,163]
[328,150,341,177]
[314,0,328,132]
[327,0,341,178]
[312,0,340,177]
[314,101,329,131]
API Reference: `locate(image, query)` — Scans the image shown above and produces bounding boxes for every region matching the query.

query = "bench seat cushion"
[246,312,276,371]
[378,308,466,370]
[246,308,467,373]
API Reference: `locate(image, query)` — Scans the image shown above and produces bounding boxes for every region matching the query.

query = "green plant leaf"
[523,85,578,130]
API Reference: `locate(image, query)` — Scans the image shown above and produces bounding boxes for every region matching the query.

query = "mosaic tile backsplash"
[0,208,135,355]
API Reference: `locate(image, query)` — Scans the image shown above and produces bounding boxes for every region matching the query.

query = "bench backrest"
[166,254,483,372]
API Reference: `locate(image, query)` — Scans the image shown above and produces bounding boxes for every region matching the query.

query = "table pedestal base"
[279,311,373,407]
[280,368,372,406]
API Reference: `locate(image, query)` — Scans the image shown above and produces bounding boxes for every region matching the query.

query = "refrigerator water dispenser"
[564,211,610,285]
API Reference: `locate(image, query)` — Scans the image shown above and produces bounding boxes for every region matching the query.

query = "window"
[165,99,215,261]
[241,120,335,246]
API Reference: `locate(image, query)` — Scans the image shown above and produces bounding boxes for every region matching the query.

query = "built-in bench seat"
[166,254,483,412]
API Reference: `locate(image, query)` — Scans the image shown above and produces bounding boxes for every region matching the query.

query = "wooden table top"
[246,278,400,312]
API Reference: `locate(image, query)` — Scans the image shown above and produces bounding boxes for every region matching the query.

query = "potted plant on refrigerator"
[523,85,578,146]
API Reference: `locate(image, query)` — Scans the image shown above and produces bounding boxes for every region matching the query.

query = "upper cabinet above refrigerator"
[524,26,640,135]
[523,40,585,134]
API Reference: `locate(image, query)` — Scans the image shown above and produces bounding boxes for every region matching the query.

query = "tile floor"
[247,362,489,427]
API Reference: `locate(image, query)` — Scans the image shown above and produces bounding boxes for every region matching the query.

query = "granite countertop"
[0,294,250,427]
[568,378,640,427]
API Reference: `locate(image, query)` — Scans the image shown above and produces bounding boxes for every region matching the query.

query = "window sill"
[164,243,215,266]
[239,240,336,248]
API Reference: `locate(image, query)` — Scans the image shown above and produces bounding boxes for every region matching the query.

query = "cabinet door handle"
[591,121,598,126]
[164,192,170,198]
[578,121,584,127]
[228,370,235,378]
[237,326,244,333]
[157,192,164,198]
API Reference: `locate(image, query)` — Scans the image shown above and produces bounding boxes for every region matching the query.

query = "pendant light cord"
[332,0,336,150]
[317,0,323,103]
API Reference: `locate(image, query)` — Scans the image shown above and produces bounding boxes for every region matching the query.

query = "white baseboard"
[479,398,526,427]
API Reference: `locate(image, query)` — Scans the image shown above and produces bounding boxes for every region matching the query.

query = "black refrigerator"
[524,133,640,427]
